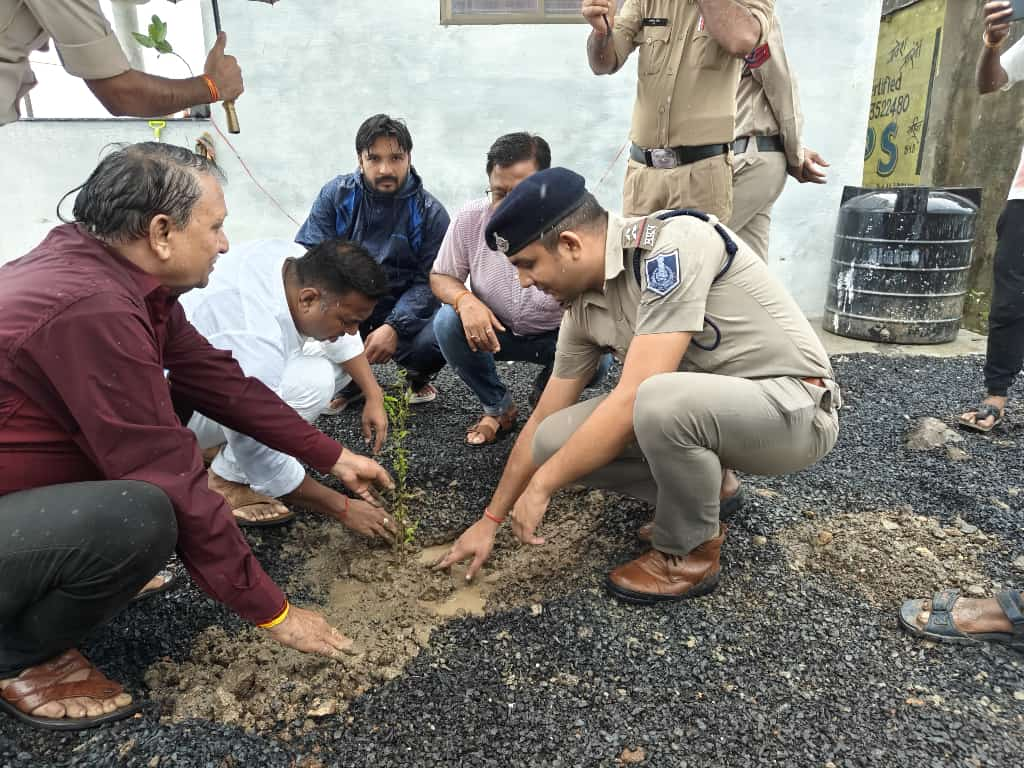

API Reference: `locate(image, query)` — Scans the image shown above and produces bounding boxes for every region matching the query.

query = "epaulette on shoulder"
[620,217,666,253]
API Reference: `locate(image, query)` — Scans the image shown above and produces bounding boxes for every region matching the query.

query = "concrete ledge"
[808,316,987,358]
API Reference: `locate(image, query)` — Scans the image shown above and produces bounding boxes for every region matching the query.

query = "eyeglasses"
[485,188,508,204]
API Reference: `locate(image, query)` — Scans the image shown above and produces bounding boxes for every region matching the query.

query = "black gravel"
[3,354,1022,768]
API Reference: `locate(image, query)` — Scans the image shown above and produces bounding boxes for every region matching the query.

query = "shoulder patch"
[644,249,681,296]
[621,218,665,252]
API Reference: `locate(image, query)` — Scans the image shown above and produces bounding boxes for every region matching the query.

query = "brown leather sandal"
[465,404,519,447]
[0,649,142,731]
[207,470,296,528]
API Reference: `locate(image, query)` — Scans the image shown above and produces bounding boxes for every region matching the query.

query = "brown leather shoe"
[636,488,745,543]
[606,526,728,604]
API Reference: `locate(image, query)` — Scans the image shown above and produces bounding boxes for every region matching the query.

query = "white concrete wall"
[0,0,882,312]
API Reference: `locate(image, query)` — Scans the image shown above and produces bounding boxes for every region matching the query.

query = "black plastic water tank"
[823,186,980,344]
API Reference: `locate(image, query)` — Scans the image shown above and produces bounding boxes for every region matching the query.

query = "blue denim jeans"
[433,304,611,415]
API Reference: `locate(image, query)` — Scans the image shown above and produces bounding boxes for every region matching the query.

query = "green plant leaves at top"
[134,15,174,56]
[149,15,168,44]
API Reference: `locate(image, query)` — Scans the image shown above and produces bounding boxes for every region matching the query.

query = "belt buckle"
[649,148,678,169]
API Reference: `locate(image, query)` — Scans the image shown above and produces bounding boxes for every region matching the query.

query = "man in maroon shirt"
[0,142,393,730]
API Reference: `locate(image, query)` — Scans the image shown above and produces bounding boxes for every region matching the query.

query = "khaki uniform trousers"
[533,372,839,555]
[623,153,734,221]
[727,149,789,261]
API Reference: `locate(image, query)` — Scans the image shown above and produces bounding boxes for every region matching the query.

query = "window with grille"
[441,0,624,25]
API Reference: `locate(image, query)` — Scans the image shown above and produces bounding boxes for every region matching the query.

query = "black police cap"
[484,167,588,256]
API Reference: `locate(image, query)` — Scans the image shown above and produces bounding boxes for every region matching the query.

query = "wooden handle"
[223,100,240,134]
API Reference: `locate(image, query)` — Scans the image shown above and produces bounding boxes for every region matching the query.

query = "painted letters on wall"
[863,0,946,187]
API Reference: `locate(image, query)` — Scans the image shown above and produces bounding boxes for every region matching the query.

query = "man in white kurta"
[179,238,396,538]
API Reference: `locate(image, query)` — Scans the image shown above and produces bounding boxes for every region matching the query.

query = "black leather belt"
[629,142,729,170]
[732,135,785,154]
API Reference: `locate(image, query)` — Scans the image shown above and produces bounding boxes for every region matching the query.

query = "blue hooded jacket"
[295,168,450,338]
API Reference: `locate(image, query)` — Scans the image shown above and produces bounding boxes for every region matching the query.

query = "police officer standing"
[436,168,840,602]
[729,14,829,260]
[582,0,775,221]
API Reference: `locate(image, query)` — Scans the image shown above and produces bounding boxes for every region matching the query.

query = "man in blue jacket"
[297,114,450,405]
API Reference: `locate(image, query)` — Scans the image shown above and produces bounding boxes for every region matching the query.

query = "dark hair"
[287,238,388,300]
[66,142,224,244]
[486,132,551,176]
[539,192,606,253]
[355,114,413,156]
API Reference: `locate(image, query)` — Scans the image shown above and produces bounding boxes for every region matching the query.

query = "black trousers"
[984,200,1024,398]
[0,481,177,676]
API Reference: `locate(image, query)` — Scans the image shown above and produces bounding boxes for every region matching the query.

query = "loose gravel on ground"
[1,353,1022,768]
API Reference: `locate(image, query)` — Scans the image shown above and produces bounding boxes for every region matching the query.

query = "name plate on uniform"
[642,17,669,26]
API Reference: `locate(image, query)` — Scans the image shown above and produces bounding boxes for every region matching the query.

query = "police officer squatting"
[436,168,841,602]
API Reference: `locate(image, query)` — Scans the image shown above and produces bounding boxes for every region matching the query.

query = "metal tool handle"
[223,100,240,134]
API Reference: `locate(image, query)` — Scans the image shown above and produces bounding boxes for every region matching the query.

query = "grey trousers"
[533,373,839,555]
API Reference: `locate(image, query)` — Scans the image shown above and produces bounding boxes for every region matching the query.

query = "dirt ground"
[142,488,626,733]
[776,501,1013,606]
[141,483,1018,738]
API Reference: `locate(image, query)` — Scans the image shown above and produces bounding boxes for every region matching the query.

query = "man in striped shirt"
[431,133,609,446]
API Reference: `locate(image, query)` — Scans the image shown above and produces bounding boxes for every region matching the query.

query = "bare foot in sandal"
[899,589,1023,648]
[207,470,295,527]
[0,649,138,729]
[959,395,1007,432]
[466,404,519,446]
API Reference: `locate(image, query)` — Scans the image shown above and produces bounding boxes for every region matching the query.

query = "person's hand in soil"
[510,482,549,546]
[433,515,502,581]
[342,497,398,543]
[361,395,389,455]
[363,324,399,365]
[263,605,353,658]
[330,447,394,505]
[459,295,505,353]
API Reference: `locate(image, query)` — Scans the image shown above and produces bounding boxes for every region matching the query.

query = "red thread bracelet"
[483,508,505,524]
[202,74,220,103]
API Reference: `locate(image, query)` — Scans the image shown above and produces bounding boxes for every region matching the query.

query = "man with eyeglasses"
[430,133,609,446]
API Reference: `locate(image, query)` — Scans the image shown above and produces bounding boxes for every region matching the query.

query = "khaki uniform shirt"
[608,0,774,147]
[0,0,130,125]
[734,15,804,168]
[553,211,834,383]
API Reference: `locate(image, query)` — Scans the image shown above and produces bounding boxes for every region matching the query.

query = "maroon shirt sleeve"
[17,293,296,624]
[162,304,343,473]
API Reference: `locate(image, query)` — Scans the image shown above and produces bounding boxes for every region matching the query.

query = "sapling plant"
[133,15,194,76]
[382,372,418,553]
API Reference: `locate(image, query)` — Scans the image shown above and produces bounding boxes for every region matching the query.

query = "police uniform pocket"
[692,30,729,71]
[688,154,733,222]
[638,26,672,76]
[761,378,816,425]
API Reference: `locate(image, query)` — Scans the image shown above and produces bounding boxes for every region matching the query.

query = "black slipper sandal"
[958,403,1004,433]
[131,568,181,604]
[898,588,1024,649]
